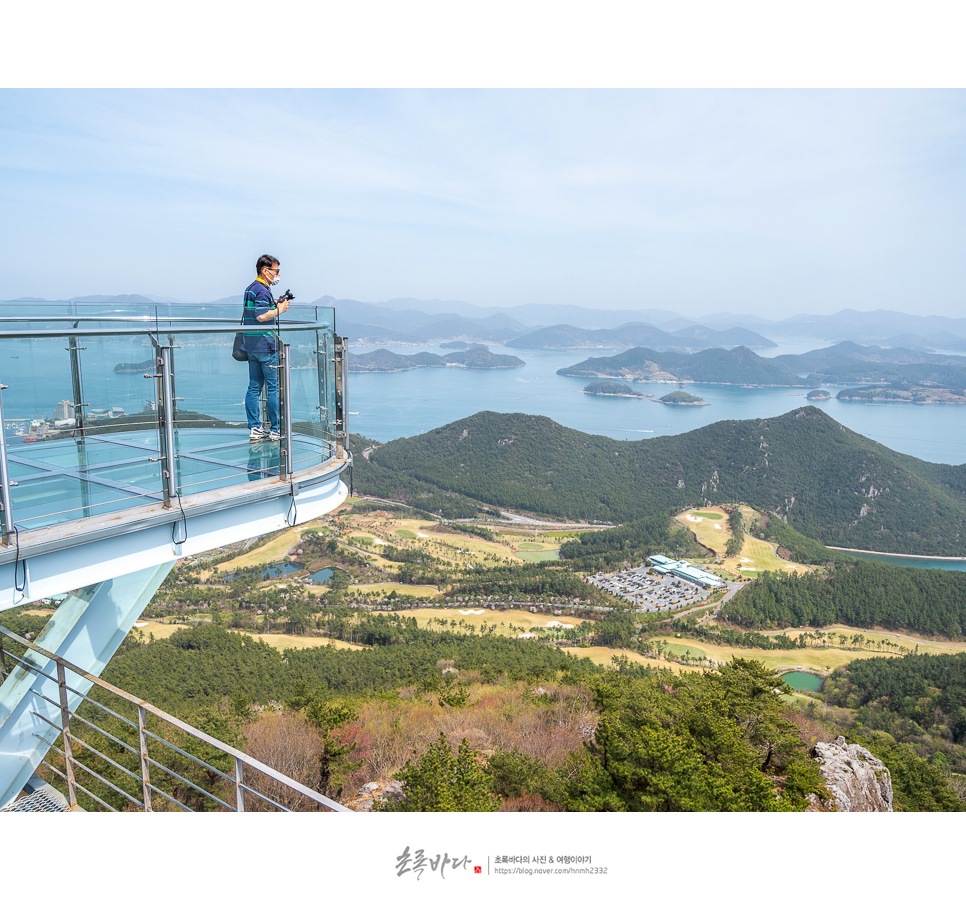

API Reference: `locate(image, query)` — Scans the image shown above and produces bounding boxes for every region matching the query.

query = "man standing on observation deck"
[243,254,291,441]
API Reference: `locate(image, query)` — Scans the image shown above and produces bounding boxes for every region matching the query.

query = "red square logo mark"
[474,866,482,874]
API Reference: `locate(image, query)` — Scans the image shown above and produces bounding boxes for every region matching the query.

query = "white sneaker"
[268,430,281,441]
[250,427,269,441]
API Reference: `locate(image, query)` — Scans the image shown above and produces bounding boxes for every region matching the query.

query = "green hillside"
[584,381,646,397]
[354,406,966,555]
[349,349,446,372]
[659,390,707,405]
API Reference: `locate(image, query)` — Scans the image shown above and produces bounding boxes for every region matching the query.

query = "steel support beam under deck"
[0,563,173,808]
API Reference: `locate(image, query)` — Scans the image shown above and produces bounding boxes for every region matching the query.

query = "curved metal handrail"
[0,315,332,337]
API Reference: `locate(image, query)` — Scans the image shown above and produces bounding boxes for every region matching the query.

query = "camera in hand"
[279,288,295,303]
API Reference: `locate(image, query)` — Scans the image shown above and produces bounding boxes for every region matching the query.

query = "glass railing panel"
[9,469,163,530]
[160,329,250,430]
[316,307,336,332]
[0,334,75,429]
[80,332,160,435]
[283,327,335,472]
[316,316,337,429]
[161,330,285,490]
[0,302,75,322]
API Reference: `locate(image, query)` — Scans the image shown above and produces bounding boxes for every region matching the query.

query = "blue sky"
[2,88,965,319]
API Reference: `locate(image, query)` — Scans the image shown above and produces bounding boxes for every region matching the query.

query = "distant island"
[349,345,524,373]
[583,381,649,398]
[774,341,966,389]
[557,345,805,387]
[114,359,155,374]
[807,389,831,400]
[657,390,707,406]
[836,385,966,405]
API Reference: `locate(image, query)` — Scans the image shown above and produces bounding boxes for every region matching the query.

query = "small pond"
[223,561,304,582]
[260,561,303,579]
[782,670,825,693]
[310,567,335,584]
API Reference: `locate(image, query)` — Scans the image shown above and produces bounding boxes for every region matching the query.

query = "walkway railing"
[0,623,348,812]
[0,305,349,542]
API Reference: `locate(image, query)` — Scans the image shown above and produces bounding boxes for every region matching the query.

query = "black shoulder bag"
[232,308,248,361]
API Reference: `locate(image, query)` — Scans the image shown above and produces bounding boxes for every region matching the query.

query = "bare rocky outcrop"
[810,736,893,812]
[345,780,406,812]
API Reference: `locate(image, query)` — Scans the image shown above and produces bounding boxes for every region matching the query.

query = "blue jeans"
[246,350,279,431]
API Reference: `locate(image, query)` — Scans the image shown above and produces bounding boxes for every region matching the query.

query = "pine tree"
[382,733,498,812]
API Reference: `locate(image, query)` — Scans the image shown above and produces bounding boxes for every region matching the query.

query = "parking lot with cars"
[588,565,717,613]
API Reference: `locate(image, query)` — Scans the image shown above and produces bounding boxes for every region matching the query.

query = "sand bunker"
[458,609,485,615]
[545,621,575,629]
[713,523,722,529]
[684,514,701,522]
[516,632,537,639]
[740,557,752,563]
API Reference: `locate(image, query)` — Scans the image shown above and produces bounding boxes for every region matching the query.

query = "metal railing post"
[157,344,178,507]
[68,323,94,518]
[67,324,87,436]
[333,335,348,459]
[314,309,330,432]
[0,381,14,546]
[235,757,245,813]
[56,661,78,810]
[138,705,153,812]
[279,342,293,481]
[166,331,181,427]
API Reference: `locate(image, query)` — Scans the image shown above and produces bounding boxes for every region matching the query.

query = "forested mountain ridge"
[355,406,966,555]
[556,345,805,386]
[770,340,966,389]
[809,363,966,389]
[774,341,966,373]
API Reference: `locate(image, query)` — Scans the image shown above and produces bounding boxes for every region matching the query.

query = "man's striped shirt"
[242,278,277,354]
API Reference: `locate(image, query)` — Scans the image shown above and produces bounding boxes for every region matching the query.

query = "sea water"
[4,334,966,467]
[835,551,966,571]
[345,343,966,466]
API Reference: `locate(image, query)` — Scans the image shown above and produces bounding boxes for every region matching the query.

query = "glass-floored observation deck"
[0,303,349,558]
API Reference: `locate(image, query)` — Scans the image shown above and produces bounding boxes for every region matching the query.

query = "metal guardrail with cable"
[0,623,349,813]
